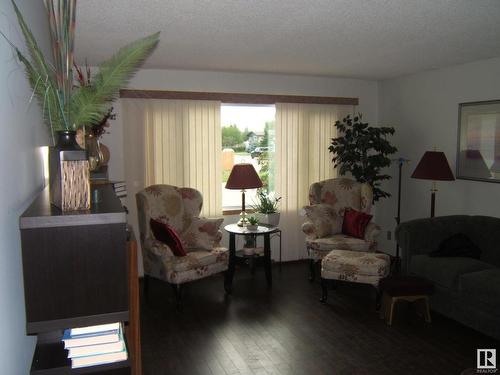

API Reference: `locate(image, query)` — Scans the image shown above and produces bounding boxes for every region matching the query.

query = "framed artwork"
[457,100,500,182]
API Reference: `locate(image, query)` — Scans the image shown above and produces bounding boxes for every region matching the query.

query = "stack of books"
[112,181,127,199]
[62,322,128,369]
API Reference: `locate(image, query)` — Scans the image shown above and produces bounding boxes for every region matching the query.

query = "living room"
[1,1,500,374]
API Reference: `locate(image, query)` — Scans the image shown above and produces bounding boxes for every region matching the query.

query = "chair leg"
[309,259,316,282]
[320,277,328,303]
[171,283,183,307]
[375,288,382,311]
[424,297,432,323]
[419,296,432,323]
[387,298,396,326]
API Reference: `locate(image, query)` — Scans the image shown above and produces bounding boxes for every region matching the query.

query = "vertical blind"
[275,103,354,259]
[124,99,222,217]
[145,99,222,216]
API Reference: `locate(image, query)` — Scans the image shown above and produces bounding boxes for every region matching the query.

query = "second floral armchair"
[302,178,381,281]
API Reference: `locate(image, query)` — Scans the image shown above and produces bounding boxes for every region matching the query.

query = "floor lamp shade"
[411,151,455,181]
[225,164,263,226]
[411,151,454,217]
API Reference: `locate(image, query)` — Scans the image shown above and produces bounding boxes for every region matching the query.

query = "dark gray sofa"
[396,215,500,341]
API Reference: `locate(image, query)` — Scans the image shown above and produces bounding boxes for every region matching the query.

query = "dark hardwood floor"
[140,262,498,375]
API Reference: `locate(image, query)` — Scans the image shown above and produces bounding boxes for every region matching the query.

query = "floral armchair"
[136,184,228,302]
[302,178,381,281]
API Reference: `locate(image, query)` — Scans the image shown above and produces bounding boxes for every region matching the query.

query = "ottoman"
[378,275,434,325]
[320,249,391,304]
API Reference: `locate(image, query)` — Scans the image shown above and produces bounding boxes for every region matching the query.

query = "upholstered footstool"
[378,275,434,326]
[320,249,391,305]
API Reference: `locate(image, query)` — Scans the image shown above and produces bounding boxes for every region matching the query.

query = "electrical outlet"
[387,230,392,240]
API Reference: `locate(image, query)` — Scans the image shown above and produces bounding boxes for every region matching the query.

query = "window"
[221,104,276,209]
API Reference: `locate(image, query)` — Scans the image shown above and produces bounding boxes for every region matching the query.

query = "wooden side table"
[378,276,434,326]
[224,224,280,292]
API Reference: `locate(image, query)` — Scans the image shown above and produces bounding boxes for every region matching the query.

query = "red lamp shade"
[225,163,263,190]
[411,151,455,181]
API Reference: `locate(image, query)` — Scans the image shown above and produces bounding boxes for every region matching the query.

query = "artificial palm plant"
[3,0,159,141]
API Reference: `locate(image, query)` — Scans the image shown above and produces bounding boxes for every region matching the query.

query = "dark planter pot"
[49,130,91,211]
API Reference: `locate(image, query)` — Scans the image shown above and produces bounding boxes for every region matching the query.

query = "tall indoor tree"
[329,114,397,202]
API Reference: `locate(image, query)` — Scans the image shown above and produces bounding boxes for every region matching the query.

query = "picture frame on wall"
[457,99,500,183]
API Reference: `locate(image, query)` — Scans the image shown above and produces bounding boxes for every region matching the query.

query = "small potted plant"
[246,216,259,231]
[252,190,281,226]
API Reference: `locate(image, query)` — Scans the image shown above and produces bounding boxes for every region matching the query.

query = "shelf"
[31,339,130,375]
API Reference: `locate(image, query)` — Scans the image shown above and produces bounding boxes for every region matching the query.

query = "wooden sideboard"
[19,184,140,374]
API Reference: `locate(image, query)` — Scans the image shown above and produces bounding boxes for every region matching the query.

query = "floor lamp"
[393,157,410,273]
[411,151,455,218]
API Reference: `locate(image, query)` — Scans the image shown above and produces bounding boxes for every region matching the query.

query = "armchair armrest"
[214,230,223,247]
[144,238,174,260]
[364,222,381,243]
[302,220,318,239]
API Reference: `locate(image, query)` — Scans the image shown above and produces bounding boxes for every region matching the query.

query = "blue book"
[63,323,121,348]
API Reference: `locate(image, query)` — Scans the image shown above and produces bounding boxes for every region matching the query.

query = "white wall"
[377,56,500,252]
[0,0,51,373]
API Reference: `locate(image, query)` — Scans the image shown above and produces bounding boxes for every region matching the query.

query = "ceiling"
[75,0,500,80]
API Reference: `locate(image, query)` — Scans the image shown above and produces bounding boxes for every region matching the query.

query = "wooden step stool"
[378,276,434,326]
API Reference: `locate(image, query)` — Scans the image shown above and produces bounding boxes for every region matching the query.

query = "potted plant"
[252,189,281,226]
[246,216,259,231]
[4,0,159,210]
[329,114,397,202]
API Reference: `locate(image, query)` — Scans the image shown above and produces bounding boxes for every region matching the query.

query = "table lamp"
[411,151,454,217]
[225,163,263,226]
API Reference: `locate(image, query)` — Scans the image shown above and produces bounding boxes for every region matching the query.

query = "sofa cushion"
[409,254,494,290]
[459,269,500,312]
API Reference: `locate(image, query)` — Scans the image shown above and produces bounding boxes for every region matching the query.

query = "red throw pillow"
[342,208,372,239]
[150,218,187,257]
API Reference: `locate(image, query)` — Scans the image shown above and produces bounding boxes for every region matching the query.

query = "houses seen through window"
[221,104,276,209]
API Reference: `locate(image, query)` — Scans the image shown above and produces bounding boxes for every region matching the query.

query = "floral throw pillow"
[150,218,187,257]
[304,204,342,237]
[342,208,373,239]
[182,217,224,250]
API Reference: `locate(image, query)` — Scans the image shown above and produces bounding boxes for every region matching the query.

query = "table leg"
[225,233,236,294]
[264,233,272,288]
[279,230,282,273]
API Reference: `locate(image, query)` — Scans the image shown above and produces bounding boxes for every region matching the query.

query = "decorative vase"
[246,224,258,231]
[49,130,91,211]
[85,132,104,172]
[256,212,280,226]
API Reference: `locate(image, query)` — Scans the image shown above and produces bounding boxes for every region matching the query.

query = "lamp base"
[237,211,248,226]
